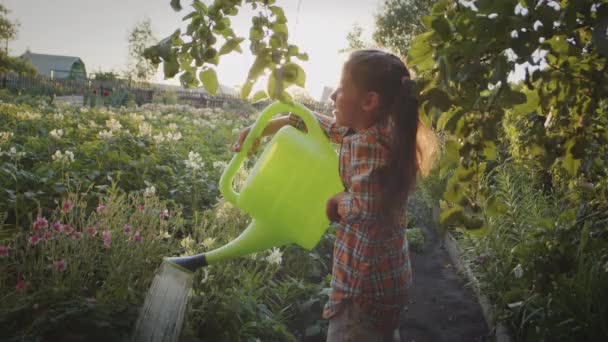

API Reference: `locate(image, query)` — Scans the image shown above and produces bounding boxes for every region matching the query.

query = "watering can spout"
[164,254,207,273]
[165,219,289,273]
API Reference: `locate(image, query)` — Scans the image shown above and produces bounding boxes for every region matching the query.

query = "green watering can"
[165,102,343,273]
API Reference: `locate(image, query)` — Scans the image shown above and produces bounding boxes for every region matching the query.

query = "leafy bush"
[458,162,608,341]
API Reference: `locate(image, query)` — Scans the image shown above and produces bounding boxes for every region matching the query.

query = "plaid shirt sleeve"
[289,112,347,144]
[337,134,386,220]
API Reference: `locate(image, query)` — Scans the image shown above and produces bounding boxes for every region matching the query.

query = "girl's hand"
[326,192,348,223]
[232,126,260,156]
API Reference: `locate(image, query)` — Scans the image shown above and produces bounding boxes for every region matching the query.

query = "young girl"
[233,49,437,341]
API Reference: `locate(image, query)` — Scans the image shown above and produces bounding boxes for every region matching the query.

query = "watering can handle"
[219,101,326,205]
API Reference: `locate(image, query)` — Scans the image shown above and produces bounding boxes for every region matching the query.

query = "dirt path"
[398,226,491,342]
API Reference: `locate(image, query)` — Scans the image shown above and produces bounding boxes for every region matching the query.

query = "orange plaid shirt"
[293,113,412,330]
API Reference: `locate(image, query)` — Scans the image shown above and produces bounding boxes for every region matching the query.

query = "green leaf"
[420,16,434,30]
[240,81,254,99]
[219,38,245,56]
[179,70,198,88]
[199,68,219,94]
[431,16,451,40]
[431,0,449,15]
[482,141,497,161]
[163,58,179,78]
[170,0,182,11]
[562,152,581,176]
[248,55,268,80]
[440,205,465,228]
[192,0,207,13]
[437,107,464,132]
[271,23,288,35]
[440,139,459,178]
[270,6,286,22]
[297,52,309,61]
[283,63,305,87]
[251,90,268,102]
[408,32,436,71]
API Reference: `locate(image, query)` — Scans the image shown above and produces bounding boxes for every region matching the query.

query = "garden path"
[398,226,491,342]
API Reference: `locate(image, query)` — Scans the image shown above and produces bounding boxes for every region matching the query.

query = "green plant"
[0,186,180,340]
[459,161,608,341]
[406,227,425,253]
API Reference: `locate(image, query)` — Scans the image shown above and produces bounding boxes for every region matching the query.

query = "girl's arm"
[232,116,296,153]
[289,112,348,144]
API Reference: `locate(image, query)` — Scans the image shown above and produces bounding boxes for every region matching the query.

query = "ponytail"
[346,49,438,225]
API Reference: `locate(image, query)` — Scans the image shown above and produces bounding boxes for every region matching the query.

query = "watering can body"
[166,102,343,272]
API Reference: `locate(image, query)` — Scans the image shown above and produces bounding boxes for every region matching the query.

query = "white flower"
[0,131,13,144]
[98,129,114,140]
[215,200,233,220]
[105,118,122,132]
[511,30,519,39]
[249,252,258,260]
[138,122,152,137]
[533,20,543,31]
[265,247,283,265]
[514,3,529,16]
[213,161,228,170]
[53,113,64,121]
[2,146,26,160]
[168,123,178,131]
[52,150,74,164]
[153,133,165,144]
[185,151,204,171]
[50,129,64,139]
[88,120,99,129]
[166,131,182,141]
[201,267,210,284]
[546,0,560,11]
[507,301,524,309]
[129,113,145,122]
[513,264,524,278]
[180,235,195,250]
[488,13,498,19]
[202,237,216,249]
[144,185,156,197]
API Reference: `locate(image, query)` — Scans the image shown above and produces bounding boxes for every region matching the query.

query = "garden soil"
[398,226,491,342]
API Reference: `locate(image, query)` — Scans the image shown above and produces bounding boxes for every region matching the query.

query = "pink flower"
[102,230,111,248]
[63,224,74,235]
[72,232,82,240]
[137,205,145,212]
[54,259,67,272]
[33,216,49,231]
[96,204,107,213]
[86,226,97,236]
[62,201,74,213]
[29,234,41,246]
[42,231,52,242]
[133,231,143,243]
[15,279,30,293]
[123,224,132,233]
[0,245,9,257]
[52,221,63,233]
[160,209,169,220]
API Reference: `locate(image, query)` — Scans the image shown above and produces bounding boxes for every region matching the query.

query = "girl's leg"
[326,302,399,342]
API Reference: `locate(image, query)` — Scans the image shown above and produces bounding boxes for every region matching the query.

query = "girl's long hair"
[346,49,438,224]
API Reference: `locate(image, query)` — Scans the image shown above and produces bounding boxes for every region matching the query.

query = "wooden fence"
[0,73,329,112]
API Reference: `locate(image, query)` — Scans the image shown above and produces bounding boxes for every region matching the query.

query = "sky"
[4,0,382,100]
